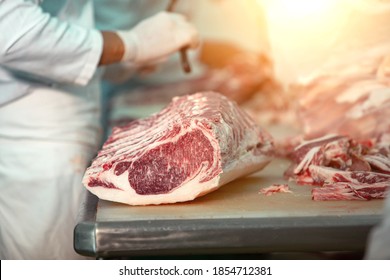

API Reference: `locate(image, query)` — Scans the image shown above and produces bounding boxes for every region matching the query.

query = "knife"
[167,0,192,73]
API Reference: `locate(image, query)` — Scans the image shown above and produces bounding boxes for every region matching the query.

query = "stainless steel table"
[74,158,384,258]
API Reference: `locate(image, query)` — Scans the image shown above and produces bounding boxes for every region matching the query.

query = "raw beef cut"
[83,91,274,205]
[312,182,389,201]
[309,166,390,201]
[285,134,390,201]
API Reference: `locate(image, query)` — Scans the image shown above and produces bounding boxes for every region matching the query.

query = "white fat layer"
[294,134,339,151]
[294,146,321,174]
[309,165,336,181]
[365,155,390,171]
[86,169,220,206]
[219,153,271,186]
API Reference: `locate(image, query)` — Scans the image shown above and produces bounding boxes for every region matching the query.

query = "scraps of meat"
[284,134,390,201]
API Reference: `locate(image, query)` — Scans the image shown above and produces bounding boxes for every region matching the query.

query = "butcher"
[0,0,199,259]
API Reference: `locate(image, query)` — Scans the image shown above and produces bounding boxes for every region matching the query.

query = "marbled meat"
[83,92,274,205]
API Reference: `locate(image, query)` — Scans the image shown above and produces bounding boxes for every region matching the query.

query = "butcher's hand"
[116,11,199,65]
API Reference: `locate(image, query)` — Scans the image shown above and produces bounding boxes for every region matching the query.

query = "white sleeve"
[0,0,103,86]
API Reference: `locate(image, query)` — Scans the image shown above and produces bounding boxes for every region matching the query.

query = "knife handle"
[180,47,191,73]
[167,0,191,74]
[166,0,178,12]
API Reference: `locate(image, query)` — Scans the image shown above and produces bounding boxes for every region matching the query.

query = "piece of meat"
[284,134,372,185]
[312,182,389,201]
[259,184,291,196]
[83,92,274,205]
[364,154,390,174]
[309,165,390,185]
[310,165,390,200]
[285,134,390,201]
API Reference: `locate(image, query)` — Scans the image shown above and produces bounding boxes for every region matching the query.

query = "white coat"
[0,0,103,259]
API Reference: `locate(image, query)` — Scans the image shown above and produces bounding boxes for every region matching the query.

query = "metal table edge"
[74,191,99,257]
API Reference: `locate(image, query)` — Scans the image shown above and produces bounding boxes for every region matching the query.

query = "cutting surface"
[96,158,384,222]
[75,125,385,257]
